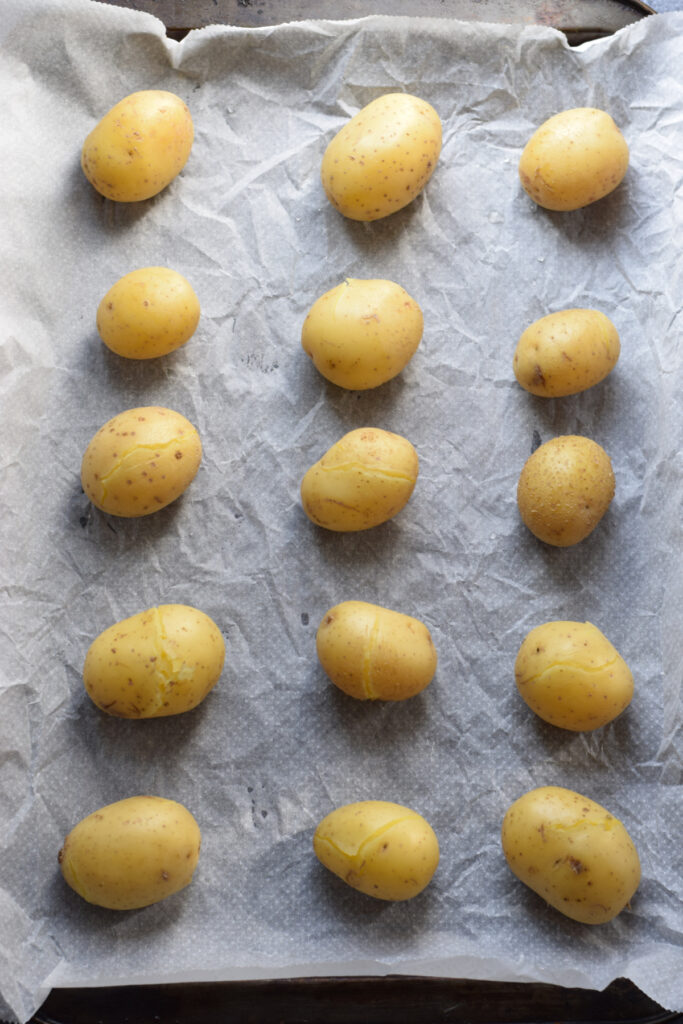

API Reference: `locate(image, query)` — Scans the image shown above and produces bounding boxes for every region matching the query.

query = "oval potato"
[59,795,201,910]
[515,621,633,731]
[301,427,418,532]
[517,435,614,546]
[513,309,620,397]
[82,90,193,202]
[501,786,640,924]
[81,405,202,518]
[321,93,442,221]
[97,267,200,359]
[317,600,437,701]
[519,107,629,211]
[301,278,423,390]
[314,800,439,900]
[84,604,225,718]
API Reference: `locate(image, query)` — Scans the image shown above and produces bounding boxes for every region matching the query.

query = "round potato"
[314,800,439,901]
[519,107,629,211]
[84,604,225,718]
[515,621,633,731]
[301,427,418,532]
[501,786,640,924]
[321,93,442,221]
[82,90,193,202]
[81,406,202,518]
[513,309,620,397]
[59,796,201,910]
[317,600,437,701]
[97,267,200,359]
[301,278,423,390]
[517,435,615,546]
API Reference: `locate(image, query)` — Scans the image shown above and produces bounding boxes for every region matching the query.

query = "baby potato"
[321,93,442,221]
[515,621,633,731]
[82,90,193,202]
[97,267,200,359]
[513,309,620,397]
[84,604,225,718]
[301,427,418,532]
[301,278,423,390]
[501,786,640,924]
[317,600,437,701]
[81,405,202,518]
[519,107,629,211]
[517,435,614,546]
[314,800,439,901]
[59,796,201,910]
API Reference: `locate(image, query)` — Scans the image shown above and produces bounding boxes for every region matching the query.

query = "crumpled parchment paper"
[1,2,682,1021]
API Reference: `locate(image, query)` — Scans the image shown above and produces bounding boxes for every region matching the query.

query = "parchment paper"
[1,2,682,1021]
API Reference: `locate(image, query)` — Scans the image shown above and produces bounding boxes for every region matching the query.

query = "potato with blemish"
[97,267,200,359]
[321,93,442,221]
[501,786,640,924]
[81,406,201,517]
[59,796,201,910]
[83,604,225,718]
[314,800,439,901]
[515,621,633,731]
[513,309,620,397]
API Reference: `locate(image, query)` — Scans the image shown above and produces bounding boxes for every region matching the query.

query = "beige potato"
[81,406,202,518]
[517,435,614,546]
[97,267,200,359]
[82,90,193,202]
[515,621,633,731]
[84,604,225,718]
[519,107,629,211]
[321,93,442,221]
[501,786,640,924]
[59,796,201,910]
[301,427,418,532]
[513,309,620,397]
[314,800,439,900]
[301,279,423,390]
[316,600,437,701]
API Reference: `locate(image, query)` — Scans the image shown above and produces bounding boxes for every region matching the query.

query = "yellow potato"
[515,621,633,731]
[321,93,442,221]
[517,435,614,546]
[97,267,200,359]
[301,427,418,532]
[301,279,423,390]
[513,309,620,397]
[82,90,193,202]
[501,786,640,924]
[314,800,439,901]
[59,796,201,910]
[519,107,629,211]
[83,604,225,718]
[316,600,437,701]
[81,406,202,518]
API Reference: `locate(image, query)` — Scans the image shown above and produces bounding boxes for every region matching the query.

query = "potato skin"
[59,796,201,910]
[301,427,418,532]
[81,406,202,518]
[83,604,225,719]
[301,279,423,390]
[316,601,437,701]
[97,267,200,359]
[519,108,628,211]
[513,309,620,397]
[314,800,439,901]
[82,90,193,202]
[515,621,633,731]
[517,435,614,546]
[321,93,442,221]
[501,786,640,924]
